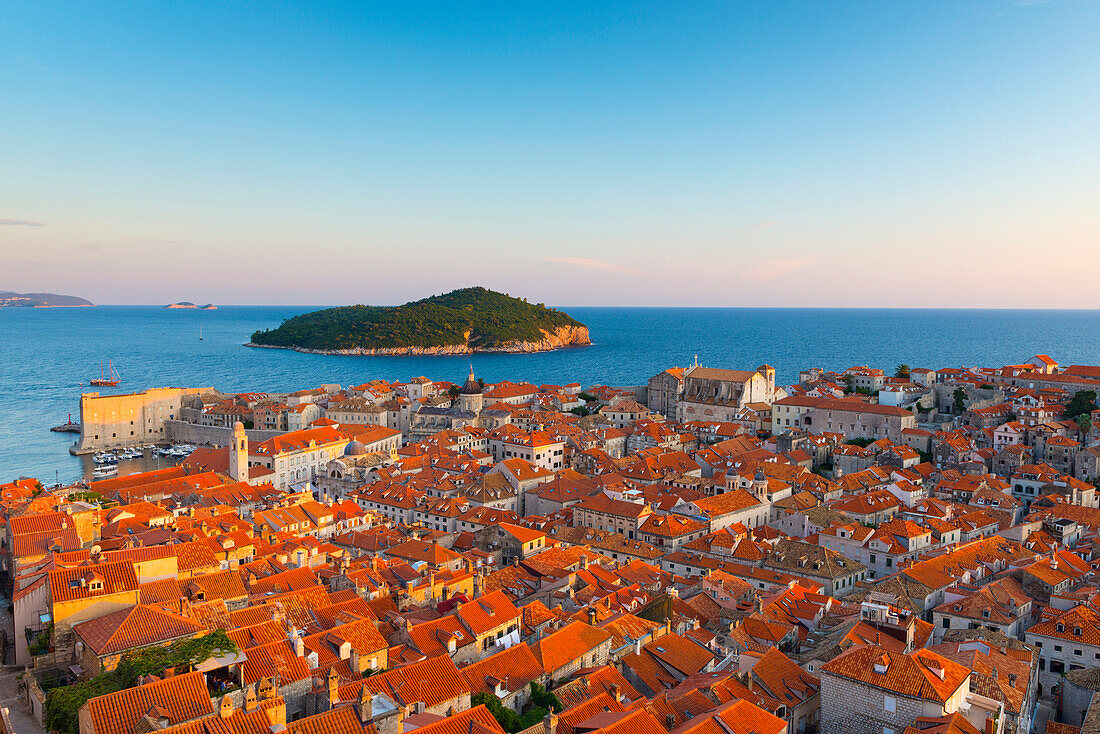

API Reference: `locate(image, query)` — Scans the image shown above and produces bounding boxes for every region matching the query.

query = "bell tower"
[230,421,249,483]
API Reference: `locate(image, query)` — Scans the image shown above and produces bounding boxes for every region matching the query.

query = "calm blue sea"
[2,305,1099,485]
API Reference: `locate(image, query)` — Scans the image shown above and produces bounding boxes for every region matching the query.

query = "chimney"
[545,710,558,734]
[359,685,374,724]
[609,683,621,703]
[666,714,676,729]
[244,684,258,712]
[1009,673,1017,687]
[415,701,426,715]
[328,668,340,706]
[587,608,598,626]
[220,695,235,719]
[351,649,361,674]
[295,636,305,657]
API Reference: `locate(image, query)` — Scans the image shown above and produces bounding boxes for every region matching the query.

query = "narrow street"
[0,669,43,734]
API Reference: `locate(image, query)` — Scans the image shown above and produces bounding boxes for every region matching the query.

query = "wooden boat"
[90,359,120,387]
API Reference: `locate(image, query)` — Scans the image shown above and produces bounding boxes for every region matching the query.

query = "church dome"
[460,368,483,395]
[344,440,369,456]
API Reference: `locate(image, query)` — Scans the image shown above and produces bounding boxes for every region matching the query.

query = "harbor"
[80,444,195,483]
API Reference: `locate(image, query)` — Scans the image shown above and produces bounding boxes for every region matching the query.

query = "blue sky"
[2,1,1098,306]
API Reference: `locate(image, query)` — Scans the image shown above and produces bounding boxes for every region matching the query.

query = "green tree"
[895,364,910,378]
[447,385,461,405]
[1066,390,1098,420]
[953,387,967,413]
[471,685,561,734]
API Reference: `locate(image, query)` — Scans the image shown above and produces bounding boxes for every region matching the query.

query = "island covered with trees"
[247,287,591,355]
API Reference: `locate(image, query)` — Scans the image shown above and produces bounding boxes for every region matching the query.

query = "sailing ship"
[90,359,120,387]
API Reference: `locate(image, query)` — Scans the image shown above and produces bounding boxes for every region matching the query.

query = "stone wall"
[22,671,46,728]
[932,384,1003,416]
[164,420,282,448]
[1062,676,1096,728]
[820,671,925,734]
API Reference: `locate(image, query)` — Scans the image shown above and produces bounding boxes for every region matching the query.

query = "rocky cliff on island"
[246,287,590,355]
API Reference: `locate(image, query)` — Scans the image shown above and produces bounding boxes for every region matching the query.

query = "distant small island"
[0,291,94,308]
[247,287,590,355]
[166,302,217,310]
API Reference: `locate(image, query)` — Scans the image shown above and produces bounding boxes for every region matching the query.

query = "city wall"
[164,420,282,448]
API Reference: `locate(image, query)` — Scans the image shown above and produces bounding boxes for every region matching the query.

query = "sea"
[2,305,1099,486]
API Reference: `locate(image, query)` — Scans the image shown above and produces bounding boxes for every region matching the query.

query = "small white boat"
[92,465,118,478]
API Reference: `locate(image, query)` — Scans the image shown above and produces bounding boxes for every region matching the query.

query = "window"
[884,696,896,713]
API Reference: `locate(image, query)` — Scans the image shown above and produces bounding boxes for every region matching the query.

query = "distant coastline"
[0,291,95,308]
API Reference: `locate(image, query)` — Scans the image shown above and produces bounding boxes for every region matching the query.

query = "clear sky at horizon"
[2,1,1099,307]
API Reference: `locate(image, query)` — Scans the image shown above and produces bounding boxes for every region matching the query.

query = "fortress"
[71,386,214,454]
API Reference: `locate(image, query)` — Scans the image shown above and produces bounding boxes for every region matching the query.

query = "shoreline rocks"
[245,325,591,356]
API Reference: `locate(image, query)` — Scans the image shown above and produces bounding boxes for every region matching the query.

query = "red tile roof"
[73,604,205,655]
[82,670,215,734]
[532,620,613,674]
[820,644,970,703]
[49,560,139,604]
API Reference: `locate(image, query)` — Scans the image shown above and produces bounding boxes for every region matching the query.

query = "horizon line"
[44,303,1100,311]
